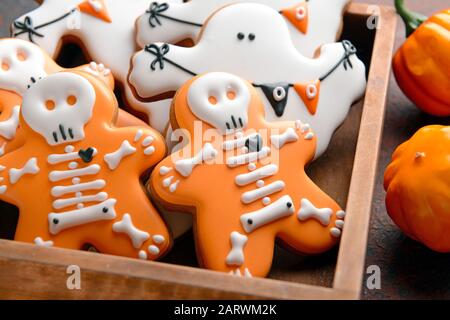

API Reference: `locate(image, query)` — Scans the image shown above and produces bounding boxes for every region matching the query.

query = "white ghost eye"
[273,86,286,102]
[296,7,307,20]
[306,84,318,99]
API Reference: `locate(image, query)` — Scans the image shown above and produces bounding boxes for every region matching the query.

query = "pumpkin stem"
[395,0,428,37]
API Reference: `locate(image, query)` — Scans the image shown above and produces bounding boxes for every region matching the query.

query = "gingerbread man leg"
[277,181,345,255]
[195,210,275,278]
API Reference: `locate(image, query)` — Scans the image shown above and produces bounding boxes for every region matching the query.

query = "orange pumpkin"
[384,125,450,252]
[393,0,450,116]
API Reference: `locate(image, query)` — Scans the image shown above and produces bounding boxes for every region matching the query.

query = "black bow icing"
[145,44,170,71]
[13,16,44,43]
[146,2,169,28]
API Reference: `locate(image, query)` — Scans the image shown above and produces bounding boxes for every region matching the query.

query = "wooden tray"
[0,3,397,300]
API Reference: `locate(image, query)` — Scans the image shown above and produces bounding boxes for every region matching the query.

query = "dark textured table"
[0,0,449,300]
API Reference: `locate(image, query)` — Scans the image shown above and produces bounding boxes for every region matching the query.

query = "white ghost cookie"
[136,0,350,58]
[129,3,367,158]
[12,0,181,134]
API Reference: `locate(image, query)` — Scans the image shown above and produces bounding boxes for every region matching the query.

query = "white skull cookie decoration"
[188,73,251,134]
[0,39,47,94]
[21,72,95,145]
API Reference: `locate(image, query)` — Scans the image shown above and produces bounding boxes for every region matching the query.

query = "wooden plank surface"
[0,239,356,300]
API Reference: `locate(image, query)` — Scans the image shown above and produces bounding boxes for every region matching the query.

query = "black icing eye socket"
[237,32,245,40]
[248,33,256,41]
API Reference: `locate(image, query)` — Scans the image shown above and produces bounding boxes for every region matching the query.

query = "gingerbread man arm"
[101,126,167,176]
[0,145,41,206]
[150,141,220,207]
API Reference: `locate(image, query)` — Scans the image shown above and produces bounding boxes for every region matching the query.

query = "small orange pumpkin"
[384,125,450,252]
[393,0,450,116]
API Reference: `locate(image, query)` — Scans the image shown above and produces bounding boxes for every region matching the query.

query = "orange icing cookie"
[0,70,170,260]
[0,38,145,155]
[150,72,345,277]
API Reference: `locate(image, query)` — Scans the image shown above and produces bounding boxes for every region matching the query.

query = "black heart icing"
[245,134,263,153]
[78,147,95,163]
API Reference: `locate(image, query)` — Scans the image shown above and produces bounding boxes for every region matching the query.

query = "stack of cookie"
[0,0,367,278]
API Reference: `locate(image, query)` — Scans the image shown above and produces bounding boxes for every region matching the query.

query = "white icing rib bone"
[48,199,117,235]
[297,198,333,226]
[52,192,108,210]
[51,179,106,197]
[112,213,150,248]
[226,231,248,267]
[227,147,270,168]
[235,164,278,186]
[104,140,136,170]
[240,195,295,233]
[241,180,285,204]
[175,143,218,177]
[9,157,40,184]
[49,164,100,182]
[270,128,299,149]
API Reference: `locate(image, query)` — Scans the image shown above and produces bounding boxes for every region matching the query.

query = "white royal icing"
[235,164,278,186]
[227,147,270,168]
[225,231,248,267]
[21,73,96,146]
[187,73,251,134]
[270,127,299,149]
[9,157,40,184]
[112,213,150,248]
[297,198,333,226]
[51,179,106,197]
[34,237,54,247]
[53,191,108,210]
[241,180,285,204]
[0,39,47,94]
[136,0,350,58]
[48,198,117,235]
[104,140,136,170]
[49,164,100,182]
[175,143,218,177]
[240,195,295,233]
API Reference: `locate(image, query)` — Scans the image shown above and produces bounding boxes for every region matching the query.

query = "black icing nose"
[245,134,263,153]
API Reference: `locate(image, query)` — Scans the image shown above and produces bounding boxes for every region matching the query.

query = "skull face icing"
[22,72,95,145]
[0,39,46,94]
[188,73,250,134]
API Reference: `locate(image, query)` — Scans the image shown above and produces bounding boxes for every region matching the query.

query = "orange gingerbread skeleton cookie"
[0,38,146,156]
[0,71,170,260]
[150,72,345,277]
